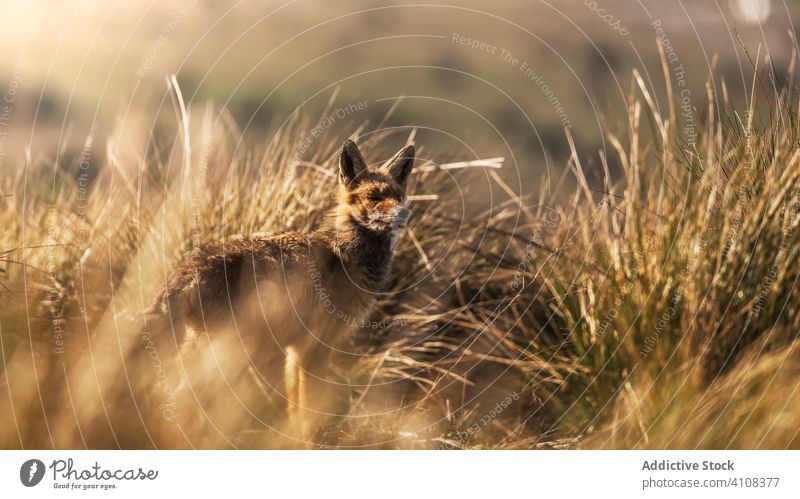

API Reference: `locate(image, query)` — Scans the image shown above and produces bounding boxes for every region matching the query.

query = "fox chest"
[232,255,378,344]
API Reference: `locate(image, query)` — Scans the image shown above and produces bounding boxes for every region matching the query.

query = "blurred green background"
[0,0,796,192]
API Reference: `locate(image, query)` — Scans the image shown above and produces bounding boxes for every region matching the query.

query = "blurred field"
[2,1,799,183]
[1,0,799,449]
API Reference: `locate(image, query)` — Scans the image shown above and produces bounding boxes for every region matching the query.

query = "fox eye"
[368,194,383,202]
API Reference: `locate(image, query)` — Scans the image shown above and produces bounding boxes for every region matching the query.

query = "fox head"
[336,140,415,239]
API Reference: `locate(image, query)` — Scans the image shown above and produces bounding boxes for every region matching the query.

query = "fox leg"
[284,345,310,445]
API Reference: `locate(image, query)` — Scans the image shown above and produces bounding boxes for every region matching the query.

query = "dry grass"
[1,59,799,448]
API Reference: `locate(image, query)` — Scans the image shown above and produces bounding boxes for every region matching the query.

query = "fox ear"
[339,140,368,188]
[382,144,415,189]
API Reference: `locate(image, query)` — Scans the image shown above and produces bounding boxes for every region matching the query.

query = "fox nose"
[396,207,412,225]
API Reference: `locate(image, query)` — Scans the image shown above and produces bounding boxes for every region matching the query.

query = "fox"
[130,139,415,446]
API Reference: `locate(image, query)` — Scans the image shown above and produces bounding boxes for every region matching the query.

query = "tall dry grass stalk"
[1,56,799,448]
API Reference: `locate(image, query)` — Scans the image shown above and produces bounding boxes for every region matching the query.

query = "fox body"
[136,140,415,445]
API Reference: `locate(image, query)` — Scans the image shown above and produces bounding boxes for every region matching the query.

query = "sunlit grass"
[1,57,799,448]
